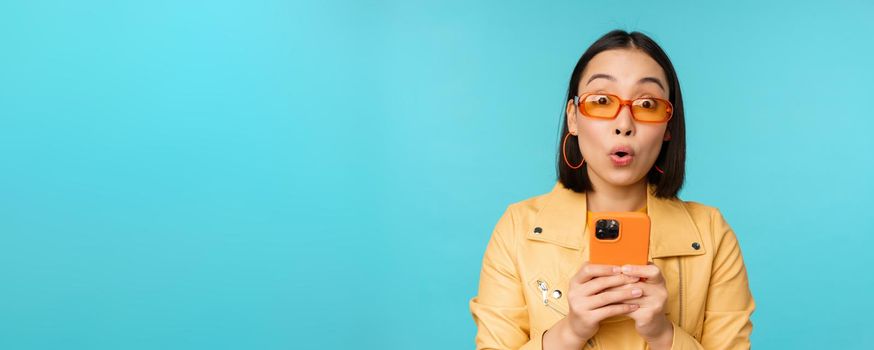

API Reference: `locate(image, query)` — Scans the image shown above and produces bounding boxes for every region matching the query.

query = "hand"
[563,262,643,341]
[602,262,673,347]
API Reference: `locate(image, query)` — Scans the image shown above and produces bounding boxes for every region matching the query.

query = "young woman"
[469,30,755,350]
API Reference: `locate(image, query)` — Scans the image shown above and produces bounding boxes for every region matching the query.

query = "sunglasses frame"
[573,92,674,123]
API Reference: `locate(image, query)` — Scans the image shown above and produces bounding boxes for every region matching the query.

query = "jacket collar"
[527,181,705,258]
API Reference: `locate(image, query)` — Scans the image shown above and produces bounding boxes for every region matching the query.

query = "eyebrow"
[585,73,666,92]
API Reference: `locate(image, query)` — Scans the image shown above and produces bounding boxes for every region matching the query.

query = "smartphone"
[587,211,651,266]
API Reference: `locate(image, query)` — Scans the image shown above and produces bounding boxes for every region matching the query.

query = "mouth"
[609,146,634,167]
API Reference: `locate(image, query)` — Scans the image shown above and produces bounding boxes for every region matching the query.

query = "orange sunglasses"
[573,92,673,123]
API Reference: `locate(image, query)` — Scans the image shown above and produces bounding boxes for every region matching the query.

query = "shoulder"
[507,189,553,216]
[503,186,554,222]
[680,200,739,248]
[681,200,732,227]
[488,187,553,239]
[681,200,724,223]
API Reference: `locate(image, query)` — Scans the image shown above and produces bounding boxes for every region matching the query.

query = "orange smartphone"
[588,211,650,266]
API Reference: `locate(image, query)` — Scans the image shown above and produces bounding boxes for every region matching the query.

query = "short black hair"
[557,29,686,199]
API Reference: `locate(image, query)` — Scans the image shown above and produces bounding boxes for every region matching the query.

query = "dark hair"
[557,29,685,199]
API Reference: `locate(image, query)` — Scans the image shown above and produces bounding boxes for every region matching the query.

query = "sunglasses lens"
[581,94,620,118]
[632,98,671,122]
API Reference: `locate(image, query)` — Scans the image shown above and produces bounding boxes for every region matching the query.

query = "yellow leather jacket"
[470,182,755,349]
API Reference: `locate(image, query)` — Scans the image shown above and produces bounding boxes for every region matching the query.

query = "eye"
[585,94,613,105]
[633,98,658,109]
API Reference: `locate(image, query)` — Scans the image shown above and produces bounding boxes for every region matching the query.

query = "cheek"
[576,125,608,155]
[640,128,667,148]
[576,124,666,163]
[638,130,667,163]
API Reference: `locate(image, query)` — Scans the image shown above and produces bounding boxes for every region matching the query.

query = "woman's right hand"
[544,262,642,348]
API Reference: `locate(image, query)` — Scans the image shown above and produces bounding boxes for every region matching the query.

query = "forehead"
[579,48,668,93]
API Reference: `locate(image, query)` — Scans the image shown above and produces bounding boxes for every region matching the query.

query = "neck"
[585,169,647,212]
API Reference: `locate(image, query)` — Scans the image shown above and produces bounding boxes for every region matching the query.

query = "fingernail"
[630,304,639,309]
[622,265,632,273]
[613,266,621,274]
[631,288,642,296]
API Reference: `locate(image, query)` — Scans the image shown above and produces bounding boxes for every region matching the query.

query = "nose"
[613,103,635,137]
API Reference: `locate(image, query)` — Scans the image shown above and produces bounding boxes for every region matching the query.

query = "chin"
[596,167,647,187]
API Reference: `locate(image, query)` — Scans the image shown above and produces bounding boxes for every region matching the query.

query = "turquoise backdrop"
[2,0,872,349]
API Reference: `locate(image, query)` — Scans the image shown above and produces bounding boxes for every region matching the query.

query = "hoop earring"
[562,133,585,169]
[654,165,665,174]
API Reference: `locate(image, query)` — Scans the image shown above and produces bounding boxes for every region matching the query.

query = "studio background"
[1,0,872,349]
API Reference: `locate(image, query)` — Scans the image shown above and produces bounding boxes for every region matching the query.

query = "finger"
[591,302,638,320]
[579,274,640,296]
[600,281,643,294]
[620,263,663,284]
[586,287,644,309]
[626,295,653,306]
[572,262,621,284]
[603,284,666,306]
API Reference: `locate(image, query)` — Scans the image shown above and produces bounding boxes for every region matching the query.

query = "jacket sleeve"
[666,209,756,350]
[469,207,545,350]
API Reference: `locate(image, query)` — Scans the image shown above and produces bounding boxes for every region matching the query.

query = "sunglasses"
[573,92,673,123]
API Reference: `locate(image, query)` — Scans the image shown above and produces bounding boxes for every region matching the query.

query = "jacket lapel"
[526,181,706,258]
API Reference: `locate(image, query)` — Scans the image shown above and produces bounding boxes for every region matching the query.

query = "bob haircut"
[557,29,686,199]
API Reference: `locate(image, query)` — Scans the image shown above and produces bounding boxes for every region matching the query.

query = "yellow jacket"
[470,182,755,349]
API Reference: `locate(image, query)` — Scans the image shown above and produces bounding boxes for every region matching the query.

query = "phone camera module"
[595,219,620,240]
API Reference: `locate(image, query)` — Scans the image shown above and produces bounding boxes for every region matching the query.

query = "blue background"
[2,0,872,349]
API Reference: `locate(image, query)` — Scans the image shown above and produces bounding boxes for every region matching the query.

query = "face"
[565,48,672,188]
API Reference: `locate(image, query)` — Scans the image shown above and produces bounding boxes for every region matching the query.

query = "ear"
[663,130,671,141]
[566,99,578,135]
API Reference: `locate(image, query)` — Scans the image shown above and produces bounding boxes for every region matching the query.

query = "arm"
[663,209,756,350]
[469,207,546,349]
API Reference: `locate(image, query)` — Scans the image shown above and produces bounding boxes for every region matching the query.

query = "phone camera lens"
[595,219,620,240]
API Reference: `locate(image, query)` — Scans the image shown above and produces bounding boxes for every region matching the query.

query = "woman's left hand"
[603,262,674,349]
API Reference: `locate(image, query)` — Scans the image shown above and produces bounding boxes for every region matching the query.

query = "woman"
[469,30,755,350]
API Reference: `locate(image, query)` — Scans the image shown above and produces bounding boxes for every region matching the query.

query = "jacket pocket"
[528,275,568,317]
[529,275,608,349]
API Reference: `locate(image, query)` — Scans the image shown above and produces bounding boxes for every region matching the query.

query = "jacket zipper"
[538,280,597,348]
[678,258,684,328]
[536,280,567,317]
[537,280,588,347]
